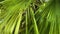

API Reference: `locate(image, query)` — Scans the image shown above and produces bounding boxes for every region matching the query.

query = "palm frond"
[0,0,60,34]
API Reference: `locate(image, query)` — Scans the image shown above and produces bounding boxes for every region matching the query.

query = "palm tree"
[0,0,60,34]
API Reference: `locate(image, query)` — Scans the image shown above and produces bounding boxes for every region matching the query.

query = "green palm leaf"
[0,0,60,34]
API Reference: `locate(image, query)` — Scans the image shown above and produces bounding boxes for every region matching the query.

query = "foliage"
[0,0,60,34]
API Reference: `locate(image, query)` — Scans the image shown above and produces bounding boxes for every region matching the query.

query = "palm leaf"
[0,0,60,34]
